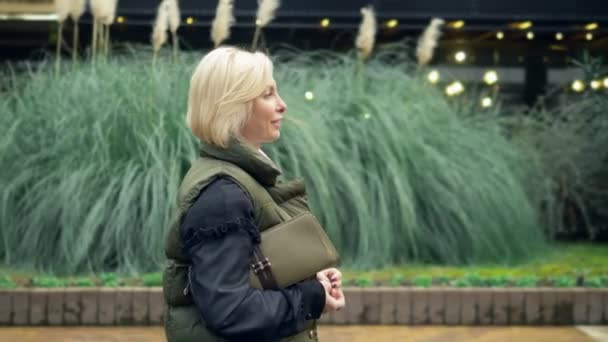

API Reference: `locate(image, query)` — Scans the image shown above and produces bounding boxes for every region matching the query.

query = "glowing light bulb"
[445,81,464,96]
[481,97,493,108]
[454,51,466,63]
[483,70,498,85]
[571,80,585,92]
[526,31,534,40]
[427,70,440,84]
[386,19,398,28]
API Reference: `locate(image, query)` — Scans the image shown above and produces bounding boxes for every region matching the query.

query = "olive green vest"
[163,141,319,342]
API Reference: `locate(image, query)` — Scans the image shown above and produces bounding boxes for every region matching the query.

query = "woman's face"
[241,79,287,147]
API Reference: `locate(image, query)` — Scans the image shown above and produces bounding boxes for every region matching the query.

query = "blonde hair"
[186,46,274,147]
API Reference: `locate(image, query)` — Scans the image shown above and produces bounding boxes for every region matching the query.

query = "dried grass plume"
[54,0,71,22]
[152,1,170,52]
[89,0,103,19]
[355,6,376,61]
[167,0,181,33]
[211,0,235,47]
[69,0,86,22]
[416,18,445,66]
[256,0,279,27]
[99,0,118,25]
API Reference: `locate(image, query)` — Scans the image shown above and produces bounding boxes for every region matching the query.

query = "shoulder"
[180,177,258,248]
[199,177,253,214]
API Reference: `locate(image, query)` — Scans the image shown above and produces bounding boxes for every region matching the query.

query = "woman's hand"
[317,268,345,313]
[318,279,345,313]
[316,268,342,292]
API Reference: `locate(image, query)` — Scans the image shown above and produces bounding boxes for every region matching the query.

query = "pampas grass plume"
[90,0,103,19]
[69,0,86,22]
[167,0,181,33]
[355,6,376,61]
[99,0,118,25]
[416,18,445,67]
[211,0,235,47]
[256,0,279,27]
[54,0,71,22]
[152,1,170,52]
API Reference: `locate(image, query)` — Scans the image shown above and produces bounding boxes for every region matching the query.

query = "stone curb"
[0,287,606,326]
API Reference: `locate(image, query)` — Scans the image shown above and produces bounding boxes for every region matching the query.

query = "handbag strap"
[251,245,280,290]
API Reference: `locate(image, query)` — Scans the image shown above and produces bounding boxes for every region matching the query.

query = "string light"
[590,80,601,90]
[604,78,608,88]
[116,16,125,24]
[385,19,398,29]
[496,31,504,40]
[571,80,585,92]
[449,20,465,29]
[427,70,440,84]
[481,97,493,108]
[585,22,599,31]
[586,33,593,41]
[454,51,466,63]
[515,21,533,30]
[320,18,330,28]
[526,31,534,40]
[483,70,498,85]
[305,91,314,100]
[445,81,464,96]
[555,32,564,40]
[363,113,371,119]
[186,17,194,25]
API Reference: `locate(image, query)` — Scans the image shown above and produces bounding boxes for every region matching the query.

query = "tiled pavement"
[0,325,604,342]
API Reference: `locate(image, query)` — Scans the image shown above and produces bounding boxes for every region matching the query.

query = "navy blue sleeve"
[180,177,325,341]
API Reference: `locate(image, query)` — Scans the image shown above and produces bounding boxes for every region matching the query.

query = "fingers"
[320,268,342,290]
[318,279,331,293]
[326,294,341,306]
[327,293,345,310]
[316,271,330,283]
[320,268,341,279]
[325,268,342,279]
[323,287,346,313]
[331,287,344,300]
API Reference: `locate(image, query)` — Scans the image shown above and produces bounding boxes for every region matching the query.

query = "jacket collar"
[199,139,281,187]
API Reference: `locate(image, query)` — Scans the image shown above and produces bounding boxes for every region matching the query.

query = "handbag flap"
[252,213,339,288]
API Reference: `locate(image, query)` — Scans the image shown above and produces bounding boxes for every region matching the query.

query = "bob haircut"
[186,46,274,148]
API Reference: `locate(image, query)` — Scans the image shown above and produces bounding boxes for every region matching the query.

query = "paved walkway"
[0,326,605,341]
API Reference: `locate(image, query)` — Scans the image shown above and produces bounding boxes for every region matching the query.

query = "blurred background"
[2,0,608,107]
[0,0,607,291]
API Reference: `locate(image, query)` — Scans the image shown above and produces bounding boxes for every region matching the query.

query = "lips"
[271,118,282,128]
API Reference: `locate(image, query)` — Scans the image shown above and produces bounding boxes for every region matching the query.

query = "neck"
[240,137,262,150]
[199,139,281,187]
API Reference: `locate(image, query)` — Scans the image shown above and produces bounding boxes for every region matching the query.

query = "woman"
[163,46,345,342]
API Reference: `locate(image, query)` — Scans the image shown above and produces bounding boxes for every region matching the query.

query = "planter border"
[0,287,606,326]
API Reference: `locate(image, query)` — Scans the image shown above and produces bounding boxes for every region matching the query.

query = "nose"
[277,97,287,113]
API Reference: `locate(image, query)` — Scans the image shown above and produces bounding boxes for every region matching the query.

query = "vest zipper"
[183,265,193,296]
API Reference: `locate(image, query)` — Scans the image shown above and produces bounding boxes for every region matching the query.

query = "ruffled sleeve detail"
[182,217,261,250]
[180,177,261,253]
